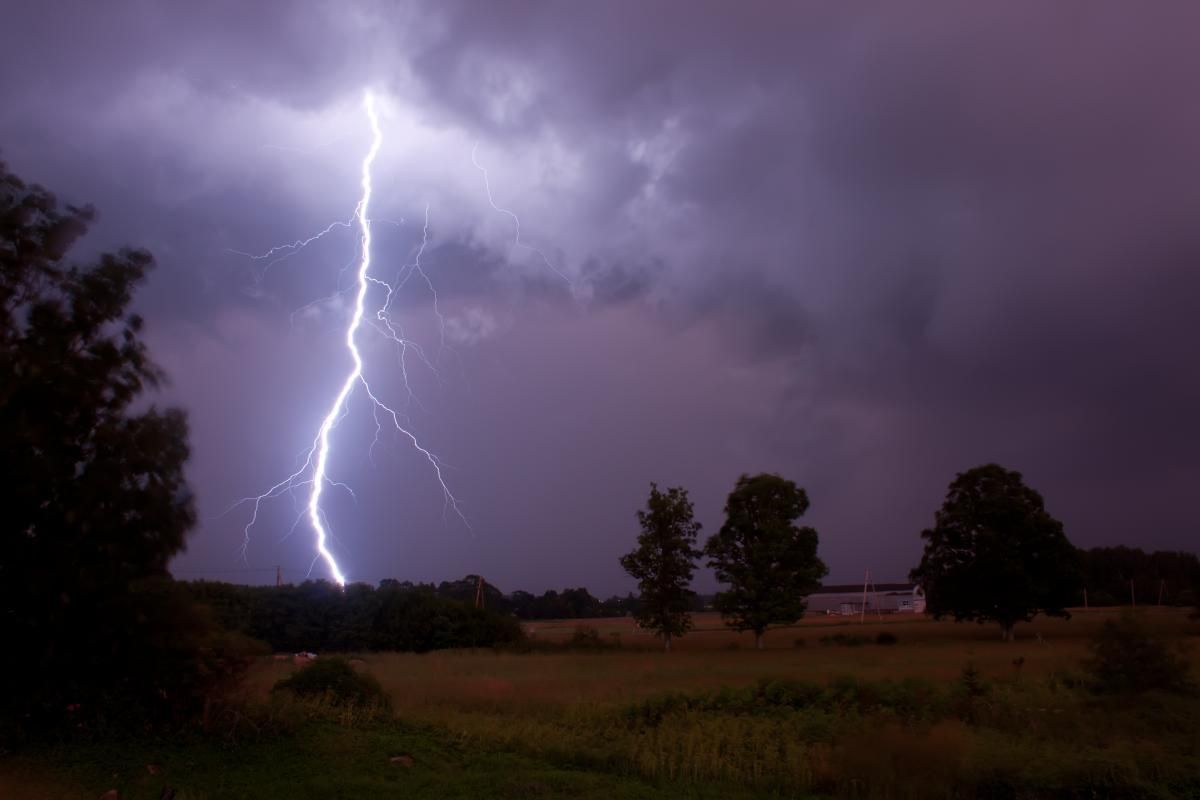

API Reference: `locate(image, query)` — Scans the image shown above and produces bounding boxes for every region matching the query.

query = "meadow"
[5,608,1198,799]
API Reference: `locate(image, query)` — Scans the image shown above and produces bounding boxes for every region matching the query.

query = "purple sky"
[3,2,1198,594]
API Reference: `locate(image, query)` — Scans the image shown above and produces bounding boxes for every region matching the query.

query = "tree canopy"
[705,473,827,649]
[910,463,1081,641]
[619,483,703,650]
[0,160,229,735]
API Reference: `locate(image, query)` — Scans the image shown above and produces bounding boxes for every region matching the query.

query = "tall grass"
[217,609,1200,797]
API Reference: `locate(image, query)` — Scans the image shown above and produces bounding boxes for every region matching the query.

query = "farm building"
[804,583,925,615]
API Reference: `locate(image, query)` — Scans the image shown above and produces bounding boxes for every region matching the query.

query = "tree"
[910,463,1081,641]
[0,160,215,733]
[704,473,827,649]
[619,483,702,651]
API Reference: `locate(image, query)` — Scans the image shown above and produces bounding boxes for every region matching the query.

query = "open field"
[6,608,1199,799]
[241,607,1199,710]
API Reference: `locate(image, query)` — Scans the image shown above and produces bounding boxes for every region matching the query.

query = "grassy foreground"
[5,608,1198,799]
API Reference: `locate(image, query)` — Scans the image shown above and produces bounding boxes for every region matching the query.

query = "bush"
[565,626,615,650]
[820,633,870,647]
[875,631,899,645]
[273,658,390,709]
[1081,616,1193,695]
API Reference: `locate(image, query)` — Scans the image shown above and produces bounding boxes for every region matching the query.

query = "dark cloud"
[2,1,1198,592]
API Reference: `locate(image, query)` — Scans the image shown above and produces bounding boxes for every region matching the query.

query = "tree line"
[1077,546,1199,608]
[184,580,521,653]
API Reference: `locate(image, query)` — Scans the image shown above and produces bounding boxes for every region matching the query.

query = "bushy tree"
[619,483,702,650]
[705,473,827,649]
[0,160,234,735]
[911,464,1081,641]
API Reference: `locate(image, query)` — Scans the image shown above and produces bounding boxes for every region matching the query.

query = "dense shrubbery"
[1082,615,1193,695]
[184,580,523,653]
[273,658,389,709]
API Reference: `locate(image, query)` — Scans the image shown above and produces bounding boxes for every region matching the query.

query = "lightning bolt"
[230,90,465,586]
[471,143,575,291]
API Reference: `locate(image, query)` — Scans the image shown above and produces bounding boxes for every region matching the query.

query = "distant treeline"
[382,575,715,619]
[181,576,715,652]
[1078,547,1199,607]
[184,580,522,653]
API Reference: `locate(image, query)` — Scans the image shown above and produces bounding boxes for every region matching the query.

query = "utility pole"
[1083,587,1088,610]
[1130,578,1136,608]
[1157,578,1165,606]
[276,565,282,587]
[860,569,869,624]
[474,575,485,609]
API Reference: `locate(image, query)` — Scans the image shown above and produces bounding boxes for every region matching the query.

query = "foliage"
[1081,616,1193,695]
[0,160,240,738]
[820,633,868,647]
[704,473,828,648]
[184,580,524,653]
[273,658,390,709]
[384,575,647,620]
[1078,546,1200,607]
[910,463,1082,640]
[619,483,703,649]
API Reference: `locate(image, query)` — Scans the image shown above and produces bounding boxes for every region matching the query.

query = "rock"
[389,755,414,768]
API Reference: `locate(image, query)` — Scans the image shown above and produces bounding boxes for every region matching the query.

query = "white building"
[804,583,926,615]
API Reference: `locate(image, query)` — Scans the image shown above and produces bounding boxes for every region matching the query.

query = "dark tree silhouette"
[0,160,212,733]
[619,483,702,651]
[911,463,1081,641]
[705,473,827,649]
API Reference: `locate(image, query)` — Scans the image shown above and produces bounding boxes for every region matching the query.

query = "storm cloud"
[3,1,1197,592]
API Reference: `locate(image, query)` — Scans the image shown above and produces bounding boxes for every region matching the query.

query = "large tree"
[910,463,1081,641]
[705,473,827,650]
[619,483,702,651]
[0,160,206,732]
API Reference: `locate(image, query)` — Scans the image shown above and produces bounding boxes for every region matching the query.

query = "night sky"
[3,2,1198,594]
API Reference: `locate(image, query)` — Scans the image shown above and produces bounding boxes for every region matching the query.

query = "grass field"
[6,608,1198,799]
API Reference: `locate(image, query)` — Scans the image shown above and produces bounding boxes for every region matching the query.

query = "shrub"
[875,631,899,645]
[960,662,986,698]
[565,626,614,651]
[820,633,870,647]
[1081,616,1193,695]
[273,658,390,709]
